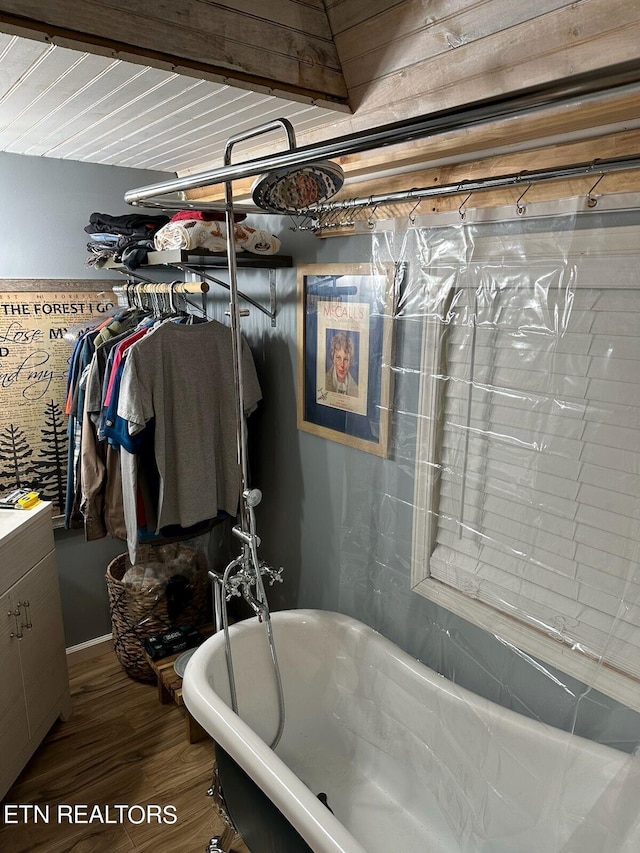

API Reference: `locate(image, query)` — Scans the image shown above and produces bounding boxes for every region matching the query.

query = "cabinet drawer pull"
[8,608,23,639]
[18,600,33,630]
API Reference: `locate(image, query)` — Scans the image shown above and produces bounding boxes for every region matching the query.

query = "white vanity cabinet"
[0,502,71,800]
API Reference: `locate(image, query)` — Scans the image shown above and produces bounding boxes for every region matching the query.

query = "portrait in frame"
[297,263,395,457]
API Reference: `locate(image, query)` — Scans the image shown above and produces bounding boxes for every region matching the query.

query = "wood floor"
[0,650,249,853]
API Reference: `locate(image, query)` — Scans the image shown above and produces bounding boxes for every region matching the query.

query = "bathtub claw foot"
[207,766,236,830]
[206,825,236,853]
[206,837,228,853]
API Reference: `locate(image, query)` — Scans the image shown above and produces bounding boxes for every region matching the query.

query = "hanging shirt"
[117,319,261,531]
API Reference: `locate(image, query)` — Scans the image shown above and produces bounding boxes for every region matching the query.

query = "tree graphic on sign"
[34,399,68,512]
[0,424,38,491]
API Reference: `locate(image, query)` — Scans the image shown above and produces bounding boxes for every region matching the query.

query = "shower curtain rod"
[124,61,640,208]
[299,153,640,222]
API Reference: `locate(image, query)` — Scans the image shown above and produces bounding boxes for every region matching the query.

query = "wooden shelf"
[144,249,293,269]
[144,624,216,744]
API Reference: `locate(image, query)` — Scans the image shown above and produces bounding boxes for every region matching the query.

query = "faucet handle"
[224,574,244,600]
[261,564,284,586]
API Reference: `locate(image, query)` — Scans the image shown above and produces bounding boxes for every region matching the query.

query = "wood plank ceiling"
[0,32,345,174]
[185,0,640,224]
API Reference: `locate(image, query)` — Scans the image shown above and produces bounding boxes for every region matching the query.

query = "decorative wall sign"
[0,281,117,518]
[297,264,396,457]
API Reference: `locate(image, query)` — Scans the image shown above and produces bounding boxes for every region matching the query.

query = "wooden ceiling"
[1,0,639,225]
[0,0,348,104]
[0,31,344,174]
[183,0,640,224]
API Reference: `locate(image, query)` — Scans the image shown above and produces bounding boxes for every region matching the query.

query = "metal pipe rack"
[124,61,640,211]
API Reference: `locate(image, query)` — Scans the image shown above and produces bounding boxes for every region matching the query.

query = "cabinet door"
[0,588,30,797]
[0,503,55,595]
[16,550,69,738]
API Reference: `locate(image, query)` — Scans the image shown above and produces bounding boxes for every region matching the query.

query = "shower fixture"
[208,120,296,765]
[242,115,344,213]
[250,158,344,213]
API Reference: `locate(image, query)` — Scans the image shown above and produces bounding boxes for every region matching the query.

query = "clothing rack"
[110,253,285,326]
[112,278,209,317]
[172,263,277,326]
[112,279,209,295]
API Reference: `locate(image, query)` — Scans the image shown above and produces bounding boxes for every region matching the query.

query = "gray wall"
[0,152,171,646]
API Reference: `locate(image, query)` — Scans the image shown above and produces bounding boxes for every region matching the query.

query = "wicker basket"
[106,549,210,683]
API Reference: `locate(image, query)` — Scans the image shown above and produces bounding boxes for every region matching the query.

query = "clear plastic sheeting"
[327,201,640,850]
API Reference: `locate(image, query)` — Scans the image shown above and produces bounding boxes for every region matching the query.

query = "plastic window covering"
[430,276,640,677]
[338,201,640,714]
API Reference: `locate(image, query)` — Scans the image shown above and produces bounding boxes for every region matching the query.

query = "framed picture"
[297,263,396,457]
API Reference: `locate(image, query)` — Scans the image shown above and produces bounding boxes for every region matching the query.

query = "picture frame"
[297,263,396,457]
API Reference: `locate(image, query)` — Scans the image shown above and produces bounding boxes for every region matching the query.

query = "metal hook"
[132,283,142,311]
[157,286,166,318]
[352,201,366,225]
[516,184,531,216]
[587,173,605,208]
[325,207,343,229]
[458,193,472,220]
[330,212,345,230]
[367,202,379,230]
[338,205,355,229]
[408,199,422,225]
[168,281,177,313]
[315,210,332,232]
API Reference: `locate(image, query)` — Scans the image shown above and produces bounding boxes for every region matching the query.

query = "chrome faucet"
[227,561,282,622]
[243,588,268,621]
[211,553,283,622]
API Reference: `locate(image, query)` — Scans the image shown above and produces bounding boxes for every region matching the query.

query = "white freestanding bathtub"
[183,609,640,853]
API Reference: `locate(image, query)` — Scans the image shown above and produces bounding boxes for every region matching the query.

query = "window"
[412,222,640,711]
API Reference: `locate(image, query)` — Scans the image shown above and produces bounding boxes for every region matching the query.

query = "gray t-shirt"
[117,319,261,530]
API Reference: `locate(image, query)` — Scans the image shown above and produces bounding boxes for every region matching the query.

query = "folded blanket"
[85,212,169,236]
[85,232,120,245]
[85,234,155,269]
[154,219,280,255]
